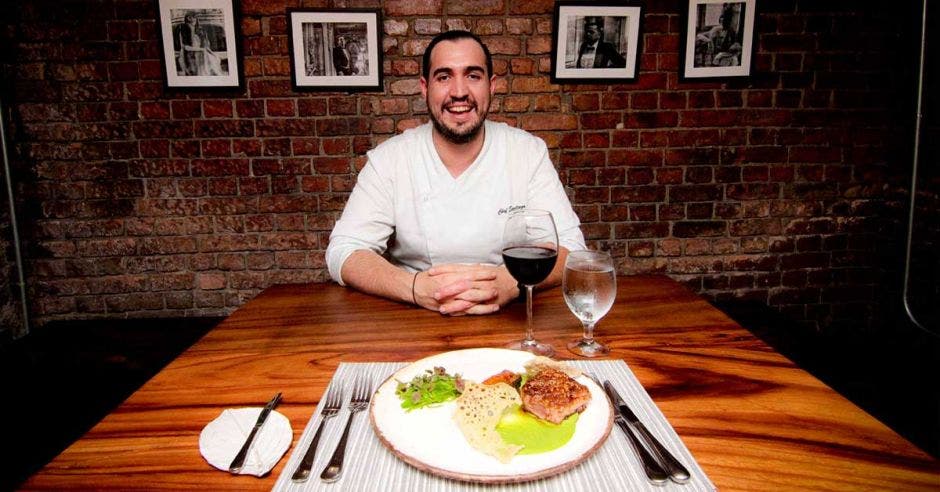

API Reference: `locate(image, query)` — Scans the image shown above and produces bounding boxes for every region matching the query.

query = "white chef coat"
[326,121,585,285]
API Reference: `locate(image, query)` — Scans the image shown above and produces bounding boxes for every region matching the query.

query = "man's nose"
[449,76,469,98]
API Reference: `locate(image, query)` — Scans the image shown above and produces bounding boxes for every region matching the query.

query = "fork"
[319,374,372,482]
[291,383,344,482]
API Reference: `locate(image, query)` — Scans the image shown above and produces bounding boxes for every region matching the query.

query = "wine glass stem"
[582,321,596,343]
[523,284,535,345]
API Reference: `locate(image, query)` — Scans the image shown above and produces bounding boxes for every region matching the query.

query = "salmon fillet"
[520,367,591,424]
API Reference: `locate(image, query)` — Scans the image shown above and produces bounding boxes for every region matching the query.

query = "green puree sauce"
[496,407,579,454]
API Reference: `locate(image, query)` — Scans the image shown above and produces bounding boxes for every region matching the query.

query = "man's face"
[585,25,601,43]
[420,38,495,144]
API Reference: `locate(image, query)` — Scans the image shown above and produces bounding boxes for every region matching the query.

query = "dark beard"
[428,106,487,144]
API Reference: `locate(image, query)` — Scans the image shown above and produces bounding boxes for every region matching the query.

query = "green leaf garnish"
[395,366,463,411]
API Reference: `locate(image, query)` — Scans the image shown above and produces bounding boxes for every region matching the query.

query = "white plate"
[369,348,613,484]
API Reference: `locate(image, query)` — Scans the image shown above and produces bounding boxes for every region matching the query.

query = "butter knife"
[604,381,690,484]
[229,392,283,473]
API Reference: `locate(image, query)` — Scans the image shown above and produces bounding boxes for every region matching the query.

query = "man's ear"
[420,77,428,98]
[489,74,496,96]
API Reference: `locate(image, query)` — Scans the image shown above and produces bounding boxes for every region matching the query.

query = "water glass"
[563,250,616,357]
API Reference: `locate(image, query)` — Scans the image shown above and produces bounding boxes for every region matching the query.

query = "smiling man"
[326,30,585,315]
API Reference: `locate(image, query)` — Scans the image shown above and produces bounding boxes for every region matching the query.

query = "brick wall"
[0,0,919,332]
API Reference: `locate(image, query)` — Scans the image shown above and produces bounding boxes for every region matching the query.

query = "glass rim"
[568,249,612,259]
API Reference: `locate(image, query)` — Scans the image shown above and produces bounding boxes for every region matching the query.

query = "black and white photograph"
[288,9,382,92]
[551,3,643,84]
[680,0,756,80]
[156,0,243,89]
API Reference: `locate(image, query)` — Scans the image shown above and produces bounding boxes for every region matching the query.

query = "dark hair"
[421,30,493,80]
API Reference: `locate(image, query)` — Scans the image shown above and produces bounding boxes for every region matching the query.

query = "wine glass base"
[567,339,609,358]
[507,340,555,357]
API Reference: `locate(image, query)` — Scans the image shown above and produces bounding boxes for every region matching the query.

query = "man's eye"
[468,74,481,80]
[436,75,450,82]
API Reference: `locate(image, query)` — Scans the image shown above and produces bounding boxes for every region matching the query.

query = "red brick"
[171,100,201,119]
[520,114,577,131]
[581,113,621,130]
[509,0,553,14]
[614,222,669,239]
[386,0,442,15]
[601,93,630,110]
[506,18,532,34]
[231,139,261,157]
[559,150,606,168]
[266,100,296,117]
[672,220,726,238]
[105,293,164,312]
[623,111,678,128]
[610,186,665,203]
[234,99,263,118]
[571,94,599,111]
[525,36,552,55]
[448,0,504,15]
[583,133,609,148]
[200,139,230,157]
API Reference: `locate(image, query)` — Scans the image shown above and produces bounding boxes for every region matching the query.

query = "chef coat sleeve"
[325,159,394,286]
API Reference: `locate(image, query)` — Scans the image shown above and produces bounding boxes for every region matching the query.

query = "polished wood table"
[23,276,939,490]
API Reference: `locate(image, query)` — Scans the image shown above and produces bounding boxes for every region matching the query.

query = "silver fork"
[291,383,344,482]
[320,374,372,482]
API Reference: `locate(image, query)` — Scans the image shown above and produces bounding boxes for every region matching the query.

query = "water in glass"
[564,250,615,357]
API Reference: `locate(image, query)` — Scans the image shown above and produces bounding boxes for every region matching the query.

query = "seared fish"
[520,367,591,424]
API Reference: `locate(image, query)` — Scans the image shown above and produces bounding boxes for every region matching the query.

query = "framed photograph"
[680,0,757,80]
[288,9,383,92]
[551,2,643,84]
[155,0,243,90]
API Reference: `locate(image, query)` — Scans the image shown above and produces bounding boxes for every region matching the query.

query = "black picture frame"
[287,9,384,92]
[155,0,244,91]
[551,2,644,84]
[679,0,757,81]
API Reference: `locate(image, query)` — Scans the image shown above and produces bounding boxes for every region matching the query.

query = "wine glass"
[564,250,616,357]
[502,209,559,357]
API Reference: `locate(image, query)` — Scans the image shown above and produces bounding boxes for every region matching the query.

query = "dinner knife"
[228,392,283,473]
[604,381,691,484]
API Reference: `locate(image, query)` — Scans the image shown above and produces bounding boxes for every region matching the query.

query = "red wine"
[502,246,558,285]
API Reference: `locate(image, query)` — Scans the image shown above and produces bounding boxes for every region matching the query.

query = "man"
[696,9,741,67]
[576,18,626,69]
[332,36,351,75]
[326,30,585,315]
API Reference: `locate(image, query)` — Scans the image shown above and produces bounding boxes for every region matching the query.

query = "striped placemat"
[273,360,715,491]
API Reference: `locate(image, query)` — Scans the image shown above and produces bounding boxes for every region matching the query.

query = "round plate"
[369,348,613,484]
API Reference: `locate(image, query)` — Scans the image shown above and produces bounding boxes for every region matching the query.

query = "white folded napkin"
[199,407,292,477]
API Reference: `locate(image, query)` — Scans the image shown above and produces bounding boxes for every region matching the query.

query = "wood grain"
[22,276,939,490]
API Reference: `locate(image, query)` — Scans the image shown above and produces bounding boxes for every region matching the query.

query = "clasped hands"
[413,263,519,316]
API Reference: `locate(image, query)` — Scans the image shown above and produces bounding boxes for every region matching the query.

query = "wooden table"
[23,276,939,490]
